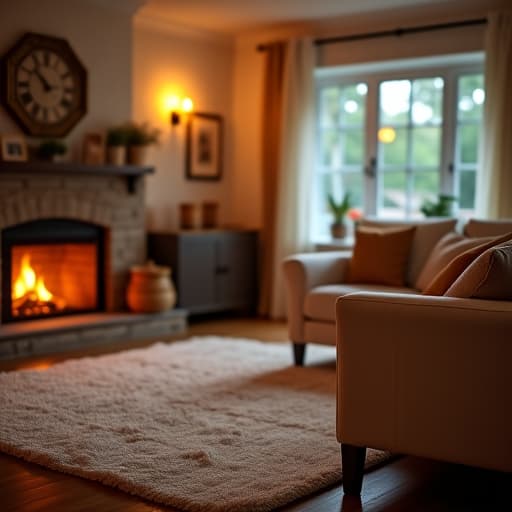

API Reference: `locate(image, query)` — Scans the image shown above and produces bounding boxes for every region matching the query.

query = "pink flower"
[348,208,363,221]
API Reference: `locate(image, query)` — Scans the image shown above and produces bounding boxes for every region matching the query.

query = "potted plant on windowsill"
[36,139,68,162]
[327,191,352,239]
[420,194,457,217]
[125,122,161,166]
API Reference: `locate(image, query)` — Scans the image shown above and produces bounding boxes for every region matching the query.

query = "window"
[313,54,484,240]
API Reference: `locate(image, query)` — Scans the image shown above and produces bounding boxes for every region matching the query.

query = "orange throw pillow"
[347,226,416,287]
[422,232,512,296]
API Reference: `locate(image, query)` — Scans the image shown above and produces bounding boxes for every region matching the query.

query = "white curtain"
[477,11,512,218]
[270,38,315,318]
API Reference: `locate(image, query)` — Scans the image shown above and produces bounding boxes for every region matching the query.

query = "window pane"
[459,170,476,209]
[343,172,364,207]
[412,171,440,214]
[320,88,340,128]
[458,124,479,164]
[380,171,407,217]
[381,128,407,166]
[412,77,443,125]
[340,84,366,126]
[412,126,441,167]
[320,129,340,167]
[345,130,364,165]
[458,74,485,121]
[380,80,411,125]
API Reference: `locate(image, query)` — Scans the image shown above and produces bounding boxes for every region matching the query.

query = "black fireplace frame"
[1,218,106,323]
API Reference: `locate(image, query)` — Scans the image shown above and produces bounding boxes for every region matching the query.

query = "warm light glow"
[12,253,65,316]
[181,97,194,113]
[164,94,180,111]
[378,127,397,144]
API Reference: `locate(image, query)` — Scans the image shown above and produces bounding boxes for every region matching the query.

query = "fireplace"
[1,219,105,323]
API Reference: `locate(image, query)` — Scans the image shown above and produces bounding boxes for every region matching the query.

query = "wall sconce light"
[169,96,194,126]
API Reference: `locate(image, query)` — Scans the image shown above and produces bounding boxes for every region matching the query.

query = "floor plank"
[0,316,510,511]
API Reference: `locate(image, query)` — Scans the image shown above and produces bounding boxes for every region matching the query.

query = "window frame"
[313,53,484,240]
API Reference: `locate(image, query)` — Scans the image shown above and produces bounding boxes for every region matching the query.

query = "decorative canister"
[126,260,176,313]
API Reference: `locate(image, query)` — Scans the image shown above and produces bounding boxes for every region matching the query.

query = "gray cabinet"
[148,230,258,315]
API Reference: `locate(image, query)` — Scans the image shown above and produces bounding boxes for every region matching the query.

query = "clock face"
[1,33,87,137]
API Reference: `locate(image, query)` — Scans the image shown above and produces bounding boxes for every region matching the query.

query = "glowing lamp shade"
[378,127,396,144]
[181,97,194,113]
[169,95,194,126]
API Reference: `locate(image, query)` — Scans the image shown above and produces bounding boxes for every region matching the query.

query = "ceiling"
[139,0,455,35]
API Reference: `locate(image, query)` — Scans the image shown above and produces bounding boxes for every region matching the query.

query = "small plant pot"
[128,145,149,166]
[107,145,126,166]
[330,222,347,239]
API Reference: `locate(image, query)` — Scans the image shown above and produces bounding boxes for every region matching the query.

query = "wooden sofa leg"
[342,443,366,496]
[292,343,306,366]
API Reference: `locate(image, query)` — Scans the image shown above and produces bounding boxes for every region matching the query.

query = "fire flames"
[11,254,66,318]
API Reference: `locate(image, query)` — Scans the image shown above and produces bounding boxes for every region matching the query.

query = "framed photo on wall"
[1,134,28,162]
[186,113,222,181]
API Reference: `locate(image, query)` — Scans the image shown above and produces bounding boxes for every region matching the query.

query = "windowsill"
[314,237,354,251]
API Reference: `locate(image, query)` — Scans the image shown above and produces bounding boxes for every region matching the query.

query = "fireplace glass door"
[2,219,105,323]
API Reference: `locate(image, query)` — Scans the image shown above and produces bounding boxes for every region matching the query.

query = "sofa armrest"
[336,292,512,472]
[283,251,351,342]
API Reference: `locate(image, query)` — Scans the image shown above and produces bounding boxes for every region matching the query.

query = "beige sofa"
[337,291,512,494]
[283,218,458,365]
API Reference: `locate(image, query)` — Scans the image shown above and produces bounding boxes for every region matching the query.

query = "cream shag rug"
[0,337,388,511]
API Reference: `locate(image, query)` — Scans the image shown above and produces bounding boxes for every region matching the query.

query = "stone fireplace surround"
[0,162,186,359]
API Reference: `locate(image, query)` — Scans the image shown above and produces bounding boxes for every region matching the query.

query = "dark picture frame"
[1,134,28,162]
[186,112,223,181]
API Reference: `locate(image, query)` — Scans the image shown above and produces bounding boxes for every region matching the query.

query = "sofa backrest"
[464,218,512,237]
[359,218,457,287]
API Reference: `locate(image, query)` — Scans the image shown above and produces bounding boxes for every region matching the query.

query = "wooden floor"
[0,317,510,511]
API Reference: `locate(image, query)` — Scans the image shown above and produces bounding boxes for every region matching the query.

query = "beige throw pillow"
[415,233,494,291]
[347,226,416,287]
[445,242,512,299]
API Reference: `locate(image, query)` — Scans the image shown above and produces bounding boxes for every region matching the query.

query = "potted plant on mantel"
[327,191,352,239]
[125,122,160,166]
[106,125,129,166]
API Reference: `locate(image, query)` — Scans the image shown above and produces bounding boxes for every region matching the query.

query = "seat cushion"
[304,284,417,322]
[360,218,457,286]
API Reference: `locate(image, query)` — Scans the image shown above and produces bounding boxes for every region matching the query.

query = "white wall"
[230,0,509,230]
[0,0,134,160]
[133,16,235,232]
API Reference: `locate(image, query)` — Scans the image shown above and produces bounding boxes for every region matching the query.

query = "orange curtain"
[258,42,286,316]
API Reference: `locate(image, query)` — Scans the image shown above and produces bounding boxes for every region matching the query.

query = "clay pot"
[330,222,347,239]
[127,145,150,166]
[107,145,126,166]
[127,261,176,313]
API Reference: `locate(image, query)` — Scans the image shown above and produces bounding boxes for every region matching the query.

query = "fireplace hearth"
[0,162,187,360]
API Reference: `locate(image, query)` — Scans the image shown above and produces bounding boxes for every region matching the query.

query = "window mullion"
[365,75,378,216]
[441,71,457,197]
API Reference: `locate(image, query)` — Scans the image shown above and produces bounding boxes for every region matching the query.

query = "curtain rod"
[257,17,487,52]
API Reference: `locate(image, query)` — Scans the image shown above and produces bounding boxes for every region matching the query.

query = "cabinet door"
[177,235,216,312]
[215,232,257,309]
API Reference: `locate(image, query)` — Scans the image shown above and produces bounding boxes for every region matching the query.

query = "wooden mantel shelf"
[0,161,155,193]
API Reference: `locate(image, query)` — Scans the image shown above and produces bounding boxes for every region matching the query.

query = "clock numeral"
[44,51,50,66]
[61,71,71,80]
[64,87,75,95]
[42,108,48,122]
[32,53,39,67]
[21,65,32,74]
[17,80,29,89]
[52,107,61,120]
[31,104,40,119]
[60,99,71,110]
[20,91,33,105]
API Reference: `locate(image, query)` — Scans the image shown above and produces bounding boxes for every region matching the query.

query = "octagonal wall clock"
[1,32,87,137]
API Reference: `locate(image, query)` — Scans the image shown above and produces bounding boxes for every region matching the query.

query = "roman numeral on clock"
[20,91,33,105]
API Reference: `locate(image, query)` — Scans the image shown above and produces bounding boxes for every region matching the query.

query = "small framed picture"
[186,113,223,181]
[82,132,105,165]
[1,134,28,162]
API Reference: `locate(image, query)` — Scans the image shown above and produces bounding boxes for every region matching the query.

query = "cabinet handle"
[215,265,230,274]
